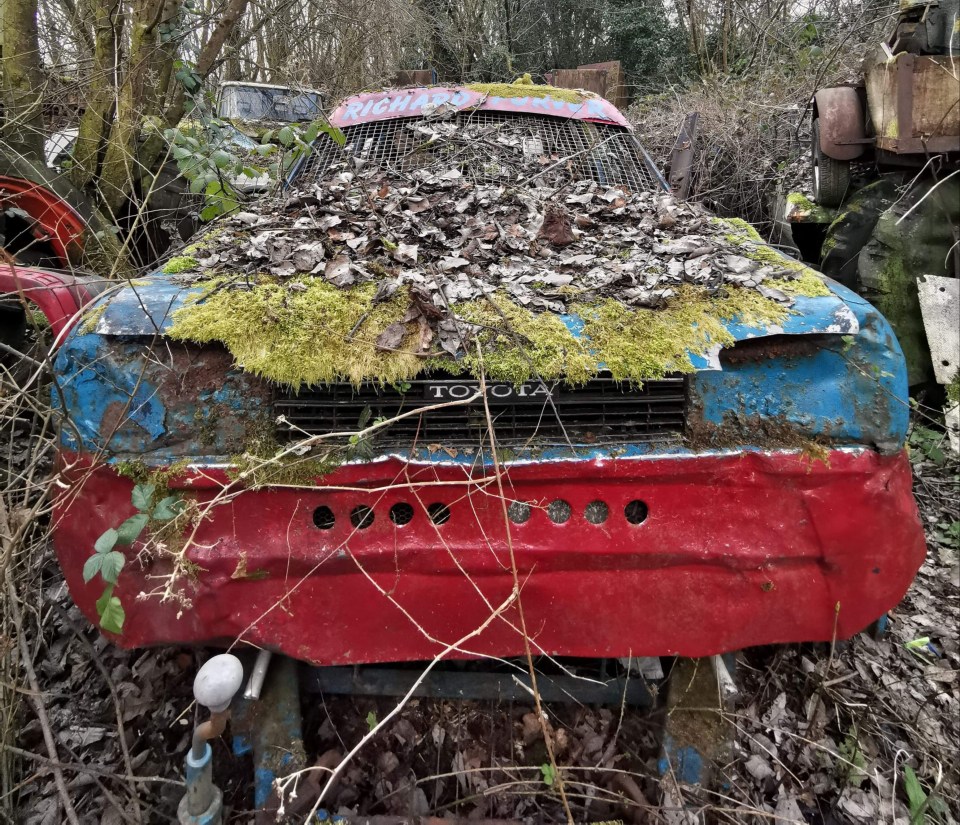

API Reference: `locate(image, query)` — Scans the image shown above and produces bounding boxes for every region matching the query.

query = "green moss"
[455,296,594,384]
[80,303,107,334]
[583,286,789,380]
[228,448,343,489]
[168,273,799,390]
[162,256,199,274]
[947,374,959,405]
[194,406,220,448]
[168,278,425,388]
[467,79,586,103]
[786,192,835,223]
[715,216,764,244]
[786,192,816,211]
[113,458,191,488]
[715,217,832,298]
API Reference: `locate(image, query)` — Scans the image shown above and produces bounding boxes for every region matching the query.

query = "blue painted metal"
[871,614,890,640]
[178,744,223,825]
[52,269,908,464]
[658,734,705,785]
[231,656,304,812]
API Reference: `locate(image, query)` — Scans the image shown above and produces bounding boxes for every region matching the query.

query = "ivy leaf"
[94,528,119,555]
[152,495,183,521]
[96,589,125,634]
[132,483,156,512]
[99,551,126,585]
[82,554,103,583]
[116,513,149,544]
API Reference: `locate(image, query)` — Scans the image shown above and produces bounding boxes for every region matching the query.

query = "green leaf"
[152,495,183,521]
[365,711,377,732]
[540,762,555,786]
[94,528,119,555]
[904,765,927,824]
[278,126,295,147]
[132,483,156,512]
[212,149,233,169]
[83,554,103,583]
[172,146,192,160]
[189,174,209,194]
[261,130,275,145]
[100,551,125,584]
[116,513,149,544]
[316,122,346,147]
[96,589,125,634]
[253,144,276,157]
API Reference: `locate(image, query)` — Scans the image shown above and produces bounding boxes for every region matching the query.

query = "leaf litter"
[163,113,828,388]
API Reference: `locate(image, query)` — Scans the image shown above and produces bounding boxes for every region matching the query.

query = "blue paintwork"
[53,271,908,464]
[692,279,908,452]
[53,332,167,452]
[179,744,223,825]
[230,657,304,810]
[658,734,706,785]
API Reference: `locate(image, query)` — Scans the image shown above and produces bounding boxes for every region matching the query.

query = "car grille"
[274,375,686,448]
[296,111,664,193]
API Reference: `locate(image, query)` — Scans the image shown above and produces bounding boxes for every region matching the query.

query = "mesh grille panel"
[275,375,686,449]
[297,112,662,192]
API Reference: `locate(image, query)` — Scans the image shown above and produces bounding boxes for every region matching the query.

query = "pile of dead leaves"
[169,113,823,357]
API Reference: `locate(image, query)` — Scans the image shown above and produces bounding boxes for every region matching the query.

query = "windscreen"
[219,86,323,123]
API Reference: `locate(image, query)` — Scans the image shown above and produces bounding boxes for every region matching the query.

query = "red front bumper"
[54,449,926,663]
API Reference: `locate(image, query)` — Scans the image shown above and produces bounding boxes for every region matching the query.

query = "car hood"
[90,273,859,370]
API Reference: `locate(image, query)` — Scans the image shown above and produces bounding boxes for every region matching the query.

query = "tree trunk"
[0,0,46,160]
[69,0,123,194]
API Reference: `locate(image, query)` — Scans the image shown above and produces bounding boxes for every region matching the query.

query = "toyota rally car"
[19,82,925,664]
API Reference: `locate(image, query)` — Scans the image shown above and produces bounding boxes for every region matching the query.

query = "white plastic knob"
[194,654,244,712]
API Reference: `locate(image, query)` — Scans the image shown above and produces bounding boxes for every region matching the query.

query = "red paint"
[0,265,102,338]
[53,449,926,663]
[330,87,632,129]
[0,175,86,266]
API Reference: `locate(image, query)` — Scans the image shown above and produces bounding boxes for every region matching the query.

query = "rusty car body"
[18,85,927,665]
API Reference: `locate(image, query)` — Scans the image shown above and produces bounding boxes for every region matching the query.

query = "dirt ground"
[9,425,959,824]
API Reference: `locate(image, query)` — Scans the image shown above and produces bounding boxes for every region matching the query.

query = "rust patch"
[686,408,833,456]
[719,334,834,366]
[100,399,145,441]
[156,342,243,401]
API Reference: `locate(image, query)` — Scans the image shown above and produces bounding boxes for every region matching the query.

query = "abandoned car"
[27,83,926,664]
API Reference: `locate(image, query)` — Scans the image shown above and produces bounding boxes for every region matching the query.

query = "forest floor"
[12,421,958,825]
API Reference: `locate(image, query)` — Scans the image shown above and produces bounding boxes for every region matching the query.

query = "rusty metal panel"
[865,51,960,153]
[813,87,867,160]
[576,60,629,109]
[393,69,435,86]
[549,61,628,109]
